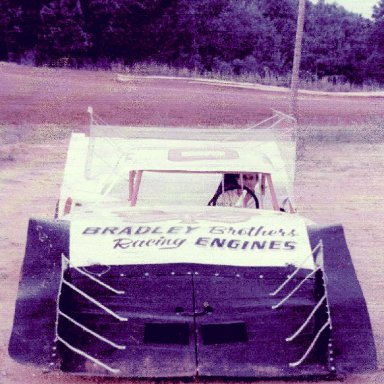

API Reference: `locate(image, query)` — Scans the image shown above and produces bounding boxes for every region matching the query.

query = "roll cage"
[58,109,297,217]
[127,169,293,212]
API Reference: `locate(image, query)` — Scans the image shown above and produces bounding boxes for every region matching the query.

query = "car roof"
[90,137,280,173]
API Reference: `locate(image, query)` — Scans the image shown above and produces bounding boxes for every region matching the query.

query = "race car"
[9,110,376,379]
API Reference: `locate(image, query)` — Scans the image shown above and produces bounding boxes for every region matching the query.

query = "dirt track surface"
[1,62,384,127]
[0,63,384,383]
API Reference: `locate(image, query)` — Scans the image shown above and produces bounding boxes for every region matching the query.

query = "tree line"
[0,0,383,85]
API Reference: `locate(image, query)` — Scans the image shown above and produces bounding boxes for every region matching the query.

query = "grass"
[297,119,384,144]
[0,123,72,162]
[0,124,71,144]
[116,61,289,87]
[24,124,72,144]
[6,58,384,92]
[113,61,384,93]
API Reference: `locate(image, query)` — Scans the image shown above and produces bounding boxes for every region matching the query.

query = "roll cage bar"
[79,108,297,213]
[128,170,294,212]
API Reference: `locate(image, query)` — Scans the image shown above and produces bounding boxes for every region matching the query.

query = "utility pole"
[290,0,306,121]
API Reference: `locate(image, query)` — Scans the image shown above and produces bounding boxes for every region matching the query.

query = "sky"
[311,0,379,19]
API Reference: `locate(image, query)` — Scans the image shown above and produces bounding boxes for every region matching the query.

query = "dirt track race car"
[9,110,376,379]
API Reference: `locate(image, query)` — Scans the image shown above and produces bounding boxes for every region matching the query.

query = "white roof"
[89,137,287,174]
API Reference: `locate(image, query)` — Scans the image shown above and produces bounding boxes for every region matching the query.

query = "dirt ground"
[0,63,383,383]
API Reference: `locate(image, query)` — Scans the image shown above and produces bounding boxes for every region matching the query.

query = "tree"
[0,0,376,85]
[0,0,42,63]
[0,0,14,60]
[366,0,384,83]
[156,0,279,75]
[302,0,370,83]
[257,0,297,74]
[215,1,281,75]
[37,0,90,66]
[373,0,384,19]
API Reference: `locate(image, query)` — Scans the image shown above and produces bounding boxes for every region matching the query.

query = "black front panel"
[307,225,377,374]
[8,219,69,368]
[59,267,196,377]
[57,263,330,378]
[192,269,329,378]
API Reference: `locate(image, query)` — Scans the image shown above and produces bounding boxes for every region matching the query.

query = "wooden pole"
[290,0,306,121]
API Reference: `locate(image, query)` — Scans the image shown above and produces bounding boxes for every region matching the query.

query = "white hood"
[69,206,314,270]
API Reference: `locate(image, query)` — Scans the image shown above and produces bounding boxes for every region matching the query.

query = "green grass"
[113,61,384,93]
[297,120,384,144]
[1,124,71,144]
[0,124,72,162]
